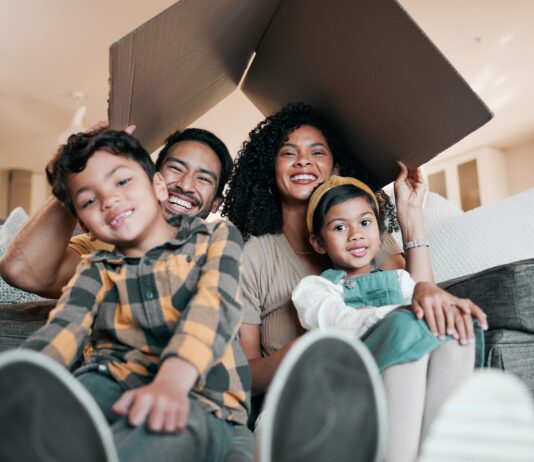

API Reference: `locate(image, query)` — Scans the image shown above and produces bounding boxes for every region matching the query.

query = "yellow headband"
[306,176,379,234]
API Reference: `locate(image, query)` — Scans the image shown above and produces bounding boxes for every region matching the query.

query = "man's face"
[158,140,223,220]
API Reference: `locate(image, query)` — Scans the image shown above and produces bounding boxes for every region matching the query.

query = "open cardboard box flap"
[109,0,492,187]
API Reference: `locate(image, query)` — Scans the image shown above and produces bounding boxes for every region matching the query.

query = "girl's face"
[310,196,381,278]
[274,125,338,204]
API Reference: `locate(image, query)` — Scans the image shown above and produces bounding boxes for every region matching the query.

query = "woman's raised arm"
[393,161,434,283]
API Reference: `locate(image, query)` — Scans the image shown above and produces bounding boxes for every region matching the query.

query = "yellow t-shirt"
[68,234,114,256]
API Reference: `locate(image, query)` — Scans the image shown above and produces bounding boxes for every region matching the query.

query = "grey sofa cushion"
[485,329,534,396]
[0,300,56,352]
[439,258,534,333]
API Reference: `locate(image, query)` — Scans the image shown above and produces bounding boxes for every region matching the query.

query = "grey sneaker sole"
[0,349,118,462]
[260,330,386,462]
[419,369,534,462]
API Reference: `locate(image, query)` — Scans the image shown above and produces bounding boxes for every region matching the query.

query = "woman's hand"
[394,160,426,211]
[410,282,488,345]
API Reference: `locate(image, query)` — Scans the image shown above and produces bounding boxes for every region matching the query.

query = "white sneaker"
[419,369,534,462]
[260,330,386,462]
[0,349,119,462]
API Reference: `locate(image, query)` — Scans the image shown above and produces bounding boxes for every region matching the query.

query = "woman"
[223,103,486,461]
[223,103,449,396]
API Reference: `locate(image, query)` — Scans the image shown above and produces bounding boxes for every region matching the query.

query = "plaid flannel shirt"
[23,215,251,424]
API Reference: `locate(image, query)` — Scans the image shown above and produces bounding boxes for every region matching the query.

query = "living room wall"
[506,139,534,195]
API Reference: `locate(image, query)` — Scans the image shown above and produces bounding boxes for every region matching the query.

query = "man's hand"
[410,281,488,345]
[84,121,136,135]
[112,357,198,433]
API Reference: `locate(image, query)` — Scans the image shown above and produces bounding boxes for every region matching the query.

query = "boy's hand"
[112,357,198,433]
[410,281,488,344]
[113,377,190,433]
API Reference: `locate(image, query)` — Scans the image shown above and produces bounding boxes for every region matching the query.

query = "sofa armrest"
[439,258,534,333]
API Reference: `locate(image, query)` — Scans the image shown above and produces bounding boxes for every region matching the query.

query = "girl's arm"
[292,276,403,334]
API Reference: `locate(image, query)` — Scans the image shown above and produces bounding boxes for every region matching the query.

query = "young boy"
[0,130,250,462]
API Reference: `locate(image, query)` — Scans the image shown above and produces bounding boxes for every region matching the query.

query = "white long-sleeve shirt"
[292,269,415,337]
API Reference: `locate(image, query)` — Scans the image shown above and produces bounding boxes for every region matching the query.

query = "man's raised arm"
[0,195,82,299]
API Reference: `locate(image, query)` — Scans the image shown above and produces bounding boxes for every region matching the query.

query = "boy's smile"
[68,150,175,256]
[311,196,381,278]
[107,209,133,229]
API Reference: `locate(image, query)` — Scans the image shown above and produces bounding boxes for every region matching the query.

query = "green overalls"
[321,269,484,371]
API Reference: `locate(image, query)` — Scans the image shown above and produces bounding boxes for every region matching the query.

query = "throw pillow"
[427,188,534,282]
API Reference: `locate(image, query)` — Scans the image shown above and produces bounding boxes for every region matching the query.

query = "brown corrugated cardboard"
[109,0,492,187]
[109,0,280,152]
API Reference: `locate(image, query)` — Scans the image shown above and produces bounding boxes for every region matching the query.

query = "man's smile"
[166,189,201,214]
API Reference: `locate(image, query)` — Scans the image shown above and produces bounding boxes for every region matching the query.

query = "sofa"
[1,191,534,396]
[440,258,534,395]
[410,188,534,395]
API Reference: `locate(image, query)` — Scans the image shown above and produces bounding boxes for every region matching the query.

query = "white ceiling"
[401,0,534,160]
[1,0,534,173]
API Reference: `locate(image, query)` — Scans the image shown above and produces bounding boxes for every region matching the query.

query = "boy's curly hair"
[46,130,154,216]
[221,103,398,240]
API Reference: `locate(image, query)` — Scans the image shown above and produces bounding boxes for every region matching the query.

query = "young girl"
[292,176,487,462]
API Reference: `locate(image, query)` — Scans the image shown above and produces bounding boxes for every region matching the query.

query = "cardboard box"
[109,0,492,187]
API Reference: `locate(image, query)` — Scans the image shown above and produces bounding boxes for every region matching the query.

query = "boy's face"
[310,196,381,278]
[158,141,223,219]
[68,150,170,255]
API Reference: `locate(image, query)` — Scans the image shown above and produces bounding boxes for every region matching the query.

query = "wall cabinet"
[422,147,509,211]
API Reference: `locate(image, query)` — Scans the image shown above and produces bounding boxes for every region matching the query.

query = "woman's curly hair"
[222,103,398,240]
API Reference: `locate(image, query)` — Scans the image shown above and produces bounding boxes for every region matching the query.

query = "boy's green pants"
[77,371,234,462]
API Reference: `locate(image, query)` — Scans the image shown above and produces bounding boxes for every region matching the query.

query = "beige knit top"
[241,232,401,356]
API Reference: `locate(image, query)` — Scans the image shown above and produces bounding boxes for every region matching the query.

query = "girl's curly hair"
[222,103,399,240]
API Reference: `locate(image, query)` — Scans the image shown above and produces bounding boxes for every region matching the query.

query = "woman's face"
[274,125,338,204]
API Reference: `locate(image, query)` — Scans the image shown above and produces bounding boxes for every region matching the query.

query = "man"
[0,125,233,299]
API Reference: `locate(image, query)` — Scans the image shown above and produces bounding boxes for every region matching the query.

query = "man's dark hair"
[46,130,154,216]
[155,128,232,197]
